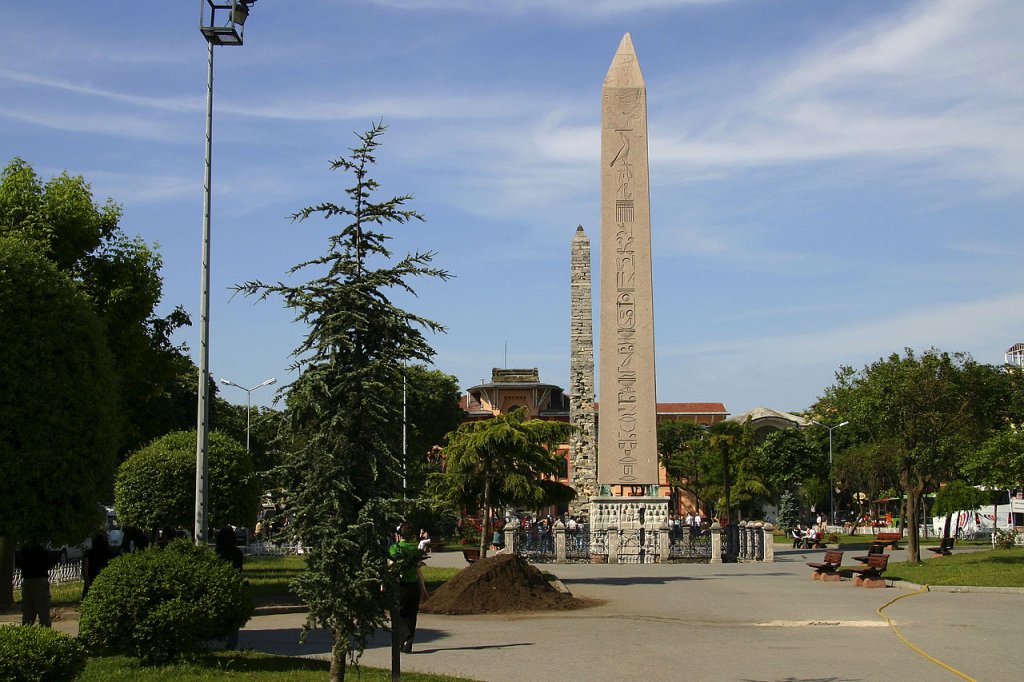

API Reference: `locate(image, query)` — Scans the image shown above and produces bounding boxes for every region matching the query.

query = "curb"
[890,580,1024,595]
[255,604,307,615]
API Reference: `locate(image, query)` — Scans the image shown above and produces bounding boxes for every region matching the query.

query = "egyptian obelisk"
[598,33,658,487]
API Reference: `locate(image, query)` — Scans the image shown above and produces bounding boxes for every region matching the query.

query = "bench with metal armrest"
[806,549,844,582]
[846,553,889,588]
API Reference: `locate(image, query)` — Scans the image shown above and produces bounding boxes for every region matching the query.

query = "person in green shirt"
[389,523,430,653]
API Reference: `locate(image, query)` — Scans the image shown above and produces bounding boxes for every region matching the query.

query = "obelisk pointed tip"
[617,33,635,55]
[604,32,644,88]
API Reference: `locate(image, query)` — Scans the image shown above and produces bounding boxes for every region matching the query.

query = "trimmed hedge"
[77,539,253,664]
[0,625,87,682]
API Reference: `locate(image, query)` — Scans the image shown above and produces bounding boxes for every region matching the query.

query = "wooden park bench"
[871,532,902,551]
[847,553,889,588]
[806,549,844,582]
[462,548,481,564]
[851,540,884,561]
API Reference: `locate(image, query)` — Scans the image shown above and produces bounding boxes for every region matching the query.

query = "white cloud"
[664,292,1024,369]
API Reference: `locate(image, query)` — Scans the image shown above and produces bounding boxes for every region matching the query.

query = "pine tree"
[236,123,449,681]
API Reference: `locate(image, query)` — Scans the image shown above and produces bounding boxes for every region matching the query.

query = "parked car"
[47,541,88,563]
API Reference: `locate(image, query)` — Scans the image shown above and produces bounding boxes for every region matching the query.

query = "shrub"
[992,528,1018,550]
[77,539,253,664]
[0,625,87,682]
[115,430,259,531]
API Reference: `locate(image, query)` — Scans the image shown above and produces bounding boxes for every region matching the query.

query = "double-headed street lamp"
[220,377,276,452]
[811,420,849,527]
[195,1,258,544]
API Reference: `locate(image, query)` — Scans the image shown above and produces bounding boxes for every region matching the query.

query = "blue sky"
[2,1,1021,415]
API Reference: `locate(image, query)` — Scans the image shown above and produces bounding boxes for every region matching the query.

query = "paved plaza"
[241,547,1021,681]
[6,546,1018,681]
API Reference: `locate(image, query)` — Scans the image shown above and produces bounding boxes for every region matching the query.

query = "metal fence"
[517,529,556,563]
[668,533,712,562]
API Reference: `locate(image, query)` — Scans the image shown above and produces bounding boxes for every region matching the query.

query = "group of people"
[669,511,704,540]
[791,514,829,548]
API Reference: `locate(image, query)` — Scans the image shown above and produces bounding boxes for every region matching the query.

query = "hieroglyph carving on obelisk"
[598,33,658,486]
[569,225,598,517]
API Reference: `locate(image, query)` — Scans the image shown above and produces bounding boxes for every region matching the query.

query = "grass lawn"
[886,547,1024,587]
[80,652,474,681]
[243,555,460,606]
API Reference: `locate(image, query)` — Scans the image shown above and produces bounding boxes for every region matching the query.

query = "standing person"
[82,532,111,599]
[692,510,702,537]
[19,544,54,627]
[214,527,244,649]
[389,523,429,653]
[417,529,432,553]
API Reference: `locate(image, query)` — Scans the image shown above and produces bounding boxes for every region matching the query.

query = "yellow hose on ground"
[876,585,975,682]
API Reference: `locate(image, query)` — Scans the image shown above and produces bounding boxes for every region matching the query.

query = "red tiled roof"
[656,402,728,413]
[593,402,728,414]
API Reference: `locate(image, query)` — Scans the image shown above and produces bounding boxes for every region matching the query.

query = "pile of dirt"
[422,553,593,615]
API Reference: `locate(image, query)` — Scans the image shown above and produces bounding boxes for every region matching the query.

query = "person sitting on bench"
[791,526,805,548]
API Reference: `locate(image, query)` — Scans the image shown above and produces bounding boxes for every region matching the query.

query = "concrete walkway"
[240,547,1022,681]
[4,547,1017,680]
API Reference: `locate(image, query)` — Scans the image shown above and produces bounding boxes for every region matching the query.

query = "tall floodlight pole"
[196,0,256,544]
[220,377,276,452]
[812,420,849,527]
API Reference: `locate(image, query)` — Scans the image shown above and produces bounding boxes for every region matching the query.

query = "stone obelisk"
[569,225,598,519]
[598,33,658,487]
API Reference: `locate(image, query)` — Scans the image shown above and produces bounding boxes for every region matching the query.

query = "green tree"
[967,428,1024,491]
[114,430,258,534]
[815,349,1009,561]
[397,364,464,496]
[754,429,822,502]
[0,157,191,458]
[0,237,119,607]
[965,427,1024,533]
[428,408,576,555]
[235,123,450,681]
[657,420,708,514]
[702,421,766,523]
[932,481,989,549]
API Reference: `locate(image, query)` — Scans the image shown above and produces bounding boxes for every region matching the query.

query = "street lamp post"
[220,377,276,452]
[812,420,849,527]
[195,1,257,545]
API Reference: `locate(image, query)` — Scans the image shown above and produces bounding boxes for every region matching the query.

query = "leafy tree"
[210,397,285,475]
[967,428,1024,491]
[0,158,191,458]
[815,349,1009,561]
[754,428,822,502]
[428,408,576,555]
[965,427,1024,533]
[932,481,989,548]
[398,364,464,496]
[702,421,767,522]
[0,237,119,607]
[657,420,709,515]
[234,123,450,681]
[831,441,899,527]
[114,430,258,534]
